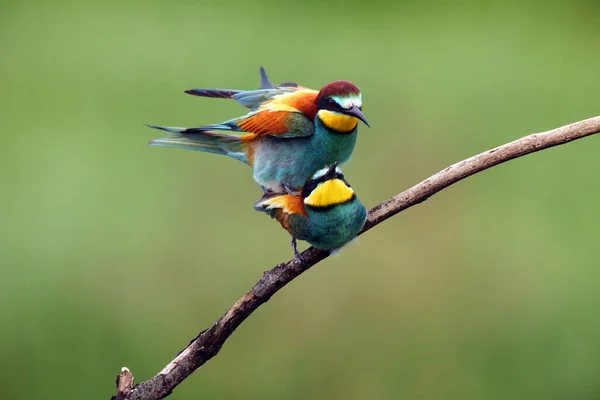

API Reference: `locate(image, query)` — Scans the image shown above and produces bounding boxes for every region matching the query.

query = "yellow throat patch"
[304,179,355,208]
[317,110,359,133]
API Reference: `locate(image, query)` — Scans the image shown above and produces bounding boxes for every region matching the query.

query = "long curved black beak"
[345,105,370,127]
[324,162,339,180]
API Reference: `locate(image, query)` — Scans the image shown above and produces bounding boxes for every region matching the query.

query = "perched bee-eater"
[148,68,370,193]
[254,163,367,259]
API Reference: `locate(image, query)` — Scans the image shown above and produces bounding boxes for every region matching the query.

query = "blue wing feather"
[184,88,241,98]
[185,67,301,109]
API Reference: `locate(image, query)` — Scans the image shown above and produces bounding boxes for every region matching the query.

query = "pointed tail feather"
[149,137,229,156]
[185,67,275,98]
[184,88,241,98]
[188,122,242,132]
[185,67,281,109]
[146,125,188,135]
[148,125,248,164]
[147,122,241,134]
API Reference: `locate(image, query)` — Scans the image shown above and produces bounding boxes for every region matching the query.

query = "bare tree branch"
[112,116,600,400]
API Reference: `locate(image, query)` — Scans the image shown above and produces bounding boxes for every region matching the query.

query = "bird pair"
[149,67,370,260]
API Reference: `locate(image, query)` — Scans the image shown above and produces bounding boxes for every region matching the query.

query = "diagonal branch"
[112,116,600,400]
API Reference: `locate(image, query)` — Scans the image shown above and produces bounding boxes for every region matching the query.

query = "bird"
[254,163,367,260]
[148,67,370,194]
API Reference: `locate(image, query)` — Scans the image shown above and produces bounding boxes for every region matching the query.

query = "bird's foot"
[291,237,306,264]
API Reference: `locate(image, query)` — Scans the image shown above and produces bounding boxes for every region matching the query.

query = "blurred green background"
[2,1,600,399]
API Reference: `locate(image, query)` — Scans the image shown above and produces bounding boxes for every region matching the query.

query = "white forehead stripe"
[330,94,362,110]
[311,167,329,180]
[311,166,343,181]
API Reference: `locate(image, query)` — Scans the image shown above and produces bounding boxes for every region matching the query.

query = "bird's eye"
[303,181,319,197]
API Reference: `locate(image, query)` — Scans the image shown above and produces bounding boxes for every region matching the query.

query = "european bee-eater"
[148,68,369,193]
[254,163,367,259]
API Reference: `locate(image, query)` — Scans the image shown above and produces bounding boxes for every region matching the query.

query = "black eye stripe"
[329,99,342,110]
[301,180,319,198]
[318,94,350,112]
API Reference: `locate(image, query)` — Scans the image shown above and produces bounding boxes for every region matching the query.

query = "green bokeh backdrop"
[2,1,600,399]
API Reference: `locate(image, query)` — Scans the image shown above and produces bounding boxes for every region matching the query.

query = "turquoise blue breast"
[300,199,367,251]
[252,119,358,190]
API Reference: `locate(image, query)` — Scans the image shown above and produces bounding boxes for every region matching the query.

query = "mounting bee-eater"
[254,163,367,259]
[148,68,370,193]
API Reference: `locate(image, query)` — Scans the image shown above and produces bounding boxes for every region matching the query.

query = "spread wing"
[183,67,319,140]
[148,89,319,144]
[185,87,298,109]
[229,87,295,110]
[254,194,308,237]
[238,89,319,140]
[186,67,313,110]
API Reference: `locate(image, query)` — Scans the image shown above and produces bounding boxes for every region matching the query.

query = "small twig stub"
[112,367,134,400]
